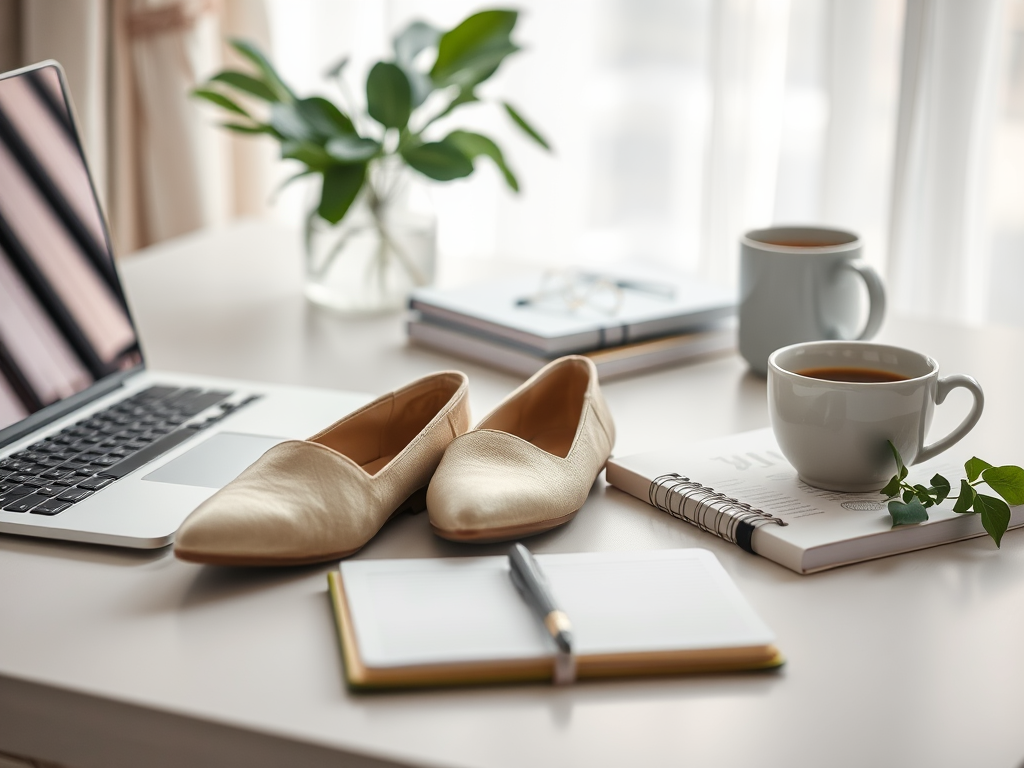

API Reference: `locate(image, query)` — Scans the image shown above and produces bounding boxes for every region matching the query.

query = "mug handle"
[842,259,886,340]
[915,375,985,464]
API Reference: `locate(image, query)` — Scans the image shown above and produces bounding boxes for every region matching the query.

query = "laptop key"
[5,474,35,485]
[40,468,72,480]
[4,494,48,513]
[31,499,72,516]
[134,385,181,401]
[33,485,61,496]
[56,488,94,502]
[78,476,114,491]
[0,484,34,501]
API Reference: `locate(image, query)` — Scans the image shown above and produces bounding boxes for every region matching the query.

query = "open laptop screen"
[0,63,141,433]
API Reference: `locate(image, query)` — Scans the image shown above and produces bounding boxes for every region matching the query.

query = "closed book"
[407,316,735,380]
[328,550,783,690]
[409,273,735,355]
[606,429,1024,574]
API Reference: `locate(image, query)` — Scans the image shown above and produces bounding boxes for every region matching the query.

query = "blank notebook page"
[340,549,775,668]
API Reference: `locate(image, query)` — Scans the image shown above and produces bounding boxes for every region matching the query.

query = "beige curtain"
[0,0,273,255]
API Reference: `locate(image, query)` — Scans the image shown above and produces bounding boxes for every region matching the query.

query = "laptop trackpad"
[143,432,287,489]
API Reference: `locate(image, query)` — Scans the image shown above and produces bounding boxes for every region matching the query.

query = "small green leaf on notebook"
[888,497,929,527]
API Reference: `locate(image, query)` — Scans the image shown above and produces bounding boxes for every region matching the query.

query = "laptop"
[0,61,369,549]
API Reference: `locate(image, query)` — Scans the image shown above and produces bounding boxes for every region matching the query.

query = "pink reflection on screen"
[0,71,108,250]
[0,139,135,364]
[0,245,92,408]
[0,374,28,426]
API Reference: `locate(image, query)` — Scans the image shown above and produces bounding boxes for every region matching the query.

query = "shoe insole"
[361,453,396,475]
[528,426,576,458]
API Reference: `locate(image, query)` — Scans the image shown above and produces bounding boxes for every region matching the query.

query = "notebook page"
[340,549,774,668]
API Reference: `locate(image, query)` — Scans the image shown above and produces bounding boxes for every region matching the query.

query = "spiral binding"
[648,473,787,553]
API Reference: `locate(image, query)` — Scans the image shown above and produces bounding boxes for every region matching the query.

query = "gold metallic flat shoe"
[427,356,614,543]
[174,371,470,566]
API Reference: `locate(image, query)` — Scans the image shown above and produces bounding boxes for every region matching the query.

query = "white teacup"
[767,341,984,492]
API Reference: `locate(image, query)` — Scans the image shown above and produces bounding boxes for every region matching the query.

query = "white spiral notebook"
[606,429,1024,574]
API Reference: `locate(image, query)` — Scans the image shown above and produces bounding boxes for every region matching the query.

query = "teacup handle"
[843,259,886,340]
[915,375,985,464]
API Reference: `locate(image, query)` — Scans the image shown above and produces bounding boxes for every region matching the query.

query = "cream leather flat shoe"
[427,356,614,542]
[174,371,470,566]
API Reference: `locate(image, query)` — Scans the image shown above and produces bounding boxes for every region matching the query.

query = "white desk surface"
[3,220,1024,768]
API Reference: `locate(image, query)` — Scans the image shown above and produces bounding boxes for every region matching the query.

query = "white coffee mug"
[739,226,886,375]
[768,340,984,492]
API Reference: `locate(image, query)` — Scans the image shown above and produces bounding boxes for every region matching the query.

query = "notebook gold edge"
[327,572,783,690]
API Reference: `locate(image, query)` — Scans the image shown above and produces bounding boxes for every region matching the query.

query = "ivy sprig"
[881,441,1024,547]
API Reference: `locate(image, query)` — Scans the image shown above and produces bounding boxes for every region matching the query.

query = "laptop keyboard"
[0,385,255,516]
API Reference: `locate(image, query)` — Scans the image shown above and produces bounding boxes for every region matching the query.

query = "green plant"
[882,441,1024,546]
[192,9,549,227]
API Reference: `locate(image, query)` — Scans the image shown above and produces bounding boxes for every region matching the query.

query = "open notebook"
[607,429,1024,574]
[328,549,783,690]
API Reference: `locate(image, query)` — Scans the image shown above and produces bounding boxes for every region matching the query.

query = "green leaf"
[430,10,520,88]
[395,20,441,64]
[913,484,935,508]
[888,440,908,481]
[394,21,440,107]
[445,130,519,191]
[902,488,915,503]
[326,135,380,163]
[281,140,332,170]
[953,479,976,513]
[229,39,295,102]
[209,71,279,102]
[366,62,412,130]
[269,103,317,142]
[219,122,281,138]
[888,497,930,527]
[401,140,474,181]
[192,88,251,117]
[930,474,951,504]
[975,493,1011,547]
[504,102,551,150]
[880,474,902,498]
[965,457,993,483]
[296,97,355,137]
[981,465,1024,506]
[318,164,366,224]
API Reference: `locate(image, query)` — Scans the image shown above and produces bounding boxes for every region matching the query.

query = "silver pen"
[507,543,573,654]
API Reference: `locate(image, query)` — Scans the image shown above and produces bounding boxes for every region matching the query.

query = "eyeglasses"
[515,270,625,315]
[514,270,675,316]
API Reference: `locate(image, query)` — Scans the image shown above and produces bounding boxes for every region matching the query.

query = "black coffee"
[796,366,909,383]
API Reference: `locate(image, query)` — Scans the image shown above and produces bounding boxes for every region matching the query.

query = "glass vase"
[303,160,436,314]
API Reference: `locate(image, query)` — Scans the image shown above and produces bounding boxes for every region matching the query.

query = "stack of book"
[407,271,736,379]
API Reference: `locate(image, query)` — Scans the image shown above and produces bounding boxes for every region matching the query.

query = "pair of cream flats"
[174,356,616,566]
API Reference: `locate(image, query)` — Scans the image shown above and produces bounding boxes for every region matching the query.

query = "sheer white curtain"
[262,0,1024,326]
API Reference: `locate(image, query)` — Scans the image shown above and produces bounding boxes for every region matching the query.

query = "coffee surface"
[796,366,909,383]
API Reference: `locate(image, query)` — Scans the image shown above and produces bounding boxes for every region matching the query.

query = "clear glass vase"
[303,160,436,314]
